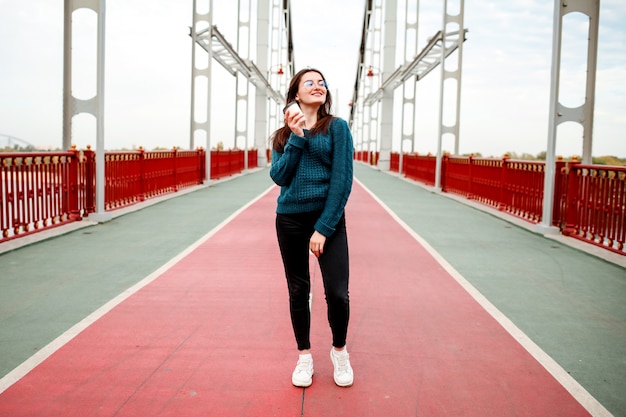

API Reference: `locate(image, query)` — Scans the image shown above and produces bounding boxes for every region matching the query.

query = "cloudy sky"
[0,0,624,158]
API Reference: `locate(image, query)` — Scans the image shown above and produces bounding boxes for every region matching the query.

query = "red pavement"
[0,183,591,416]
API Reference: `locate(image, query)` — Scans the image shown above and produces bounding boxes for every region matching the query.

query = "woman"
[269,68,354,388]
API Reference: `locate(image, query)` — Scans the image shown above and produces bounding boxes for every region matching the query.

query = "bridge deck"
[0,163,623,416]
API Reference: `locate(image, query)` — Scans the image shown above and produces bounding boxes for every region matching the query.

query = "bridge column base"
[88,212,113,223]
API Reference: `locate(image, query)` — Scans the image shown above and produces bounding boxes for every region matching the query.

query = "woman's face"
[295,71,327,109]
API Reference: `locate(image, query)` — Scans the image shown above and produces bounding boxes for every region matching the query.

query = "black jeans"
[276,211,350,351]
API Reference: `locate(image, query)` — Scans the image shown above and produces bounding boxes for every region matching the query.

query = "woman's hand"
[310,231,326,258]
[285,109,306,137]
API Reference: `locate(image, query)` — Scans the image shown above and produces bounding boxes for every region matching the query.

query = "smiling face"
[295,71,327,109]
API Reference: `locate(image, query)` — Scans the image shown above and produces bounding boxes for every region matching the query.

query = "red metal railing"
[4,149,623,255]
[442,156,551,223]
[1,151,80,241]
[500,160,547,223]
[210,149,258,180]
[390,152,399,172]
[560,164,625,254]
[354,150,379,166]
[403,153,437,186]
[385,152,624,255]
[1,147,269,243]
[104,150,144,210]
[102,148,208,210]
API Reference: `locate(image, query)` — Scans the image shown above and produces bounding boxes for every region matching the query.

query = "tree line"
[465,151,625,166]
[2,145,625,166]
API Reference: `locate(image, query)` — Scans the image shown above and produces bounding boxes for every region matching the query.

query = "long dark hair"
[270,68,334,153]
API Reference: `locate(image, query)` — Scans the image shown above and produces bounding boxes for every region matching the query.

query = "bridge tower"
[540,0,600,233]
[190,0,290,179]
[352,0,466,185]
[63,0,111,222]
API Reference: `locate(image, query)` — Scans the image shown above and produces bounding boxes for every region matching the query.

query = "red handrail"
[209,149,258,179]
[384,152,624,255]
[561,164,625,254]
[1,151,80,241]
[402,153,437,186]
[353,150,378,166]
[4,150,623,256]
[1,148,208,242]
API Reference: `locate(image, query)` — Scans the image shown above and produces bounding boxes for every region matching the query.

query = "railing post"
[250,149,258,169]
[211,149,217,180]
[68,146,81,220]
[441,154,448,191]
[172,147,179,192]
[202,148,207,182]
[499,155,509,210]
[83,147,96,214]
[402,153,408,178]
[562,162,580,237]
[198,148,205,184]
[552,156,566,226]
[221,149,226,178]
[138,147,146,201]
[467,154,474,200]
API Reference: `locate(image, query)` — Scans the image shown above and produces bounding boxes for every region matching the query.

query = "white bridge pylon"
[190,0,293,174]
[190,0,468,182]
[61,0,602,211]
[350,0,467,187]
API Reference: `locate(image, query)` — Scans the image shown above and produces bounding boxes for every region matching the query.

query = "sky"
[0,0,624,158]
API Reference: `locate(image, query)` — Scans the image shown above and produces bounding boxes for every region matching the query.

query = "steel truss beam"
[349,0,373,127]
[363,29,466,107]
[191,0,291,175]
[265,0,293,149]
[194,25,284,104]
[353,0,467,173]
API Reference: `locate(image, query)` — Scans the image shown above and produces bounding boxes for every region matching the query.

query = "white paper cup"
[283,101,303,117]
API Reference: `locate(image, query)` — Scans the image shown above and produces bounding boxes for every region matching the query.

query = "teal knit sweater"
[270,117,354,237]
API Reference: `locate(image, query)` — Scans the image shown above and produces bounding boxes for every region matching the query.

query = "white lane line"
[0,185,276,395]
[355,178,612,417]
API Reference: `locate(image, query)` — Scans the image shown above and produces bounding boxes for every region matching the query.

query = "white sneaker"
[292,354,314,387]
[330,348,354,387]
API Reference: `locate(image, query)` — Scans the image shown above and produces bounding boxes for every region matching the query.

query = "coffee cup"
[283,101,303,117]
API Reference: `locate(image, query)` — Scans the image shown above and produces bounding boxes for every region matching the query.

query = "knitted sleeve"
[314,118,354,236]
[269,133,307,186]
